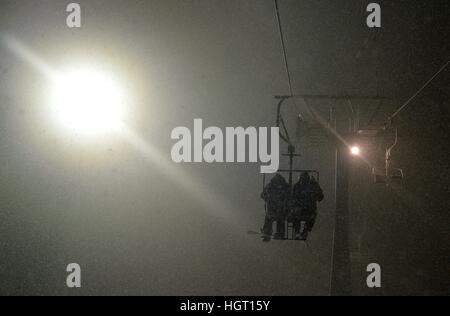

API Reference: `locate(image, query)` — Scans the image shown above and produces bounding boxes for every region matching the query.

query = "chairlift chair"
[372,127,404,185]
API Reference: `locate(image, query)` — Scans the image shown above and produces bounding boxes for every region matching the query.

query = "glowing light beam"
[350,146,361,156]
[1,36,241,227]
[50,67,126,136]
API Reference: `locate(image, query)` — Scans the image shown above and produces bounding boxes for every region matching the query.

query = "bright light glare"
[350,146,361,156]
[51,68,125,135]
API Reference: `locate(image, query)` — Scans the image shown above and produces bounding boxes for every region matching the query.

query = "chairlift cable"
[274,0,317,145]
[274,0,295,98]
[389,59,449,122]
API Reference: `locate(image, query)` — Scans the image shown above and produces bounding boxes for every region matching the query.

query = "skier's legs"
[293,219,301,237]
[306,212,317,232]
[262,215,274,236]
[275,219,286,239]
